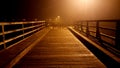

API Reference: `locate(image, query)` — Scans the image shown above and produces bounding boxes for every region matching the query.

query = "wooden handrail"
[0,21,46,25]
[74,20,120,51]
[0,21,47,50]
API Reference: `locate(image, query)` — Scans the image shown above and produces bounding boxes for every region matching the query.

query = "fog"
[0,0,120,22]
[59,0,120,24]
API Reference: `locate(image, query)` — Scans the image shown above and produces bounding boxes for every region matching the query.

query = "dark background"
[0,0,62,21]
[0,0,120,22]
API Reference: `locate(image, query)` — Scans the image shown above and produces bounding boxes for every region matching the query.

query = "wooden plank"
[0,27,50,68]
[14,27,106,68]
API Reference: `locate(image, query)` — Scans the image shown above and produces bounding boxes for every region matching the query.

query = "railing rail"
[73,20,120,55]
[0,21,47,50]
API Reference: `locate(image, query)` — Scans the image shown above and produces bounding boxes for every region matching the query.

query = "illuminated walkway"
[13,27,105,68]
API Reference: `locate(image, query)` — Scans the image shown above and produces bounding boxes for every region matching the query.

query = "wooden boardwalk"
[14,27,106,68]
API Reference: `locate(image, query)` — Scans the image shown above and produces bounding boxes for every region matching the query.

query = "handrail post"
[96,21,102,43]
[32,23,34,31]
[45,21,47,27]
[115,21,120,50]
[22,22,25,38]
[86,22,89,36]
[81,22,83,32]
[2,24,6,48]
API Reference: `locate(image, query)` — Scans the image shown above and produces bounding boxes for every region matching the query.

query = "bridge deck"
[14,27,106,68]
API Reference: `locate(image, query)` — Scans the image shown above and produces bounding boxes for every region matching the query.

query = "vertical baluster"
[32,22,34,31]
[44,21,46,27]
[39,22,42,30]
[76,22,79,31]
[37,22,39,31]
[32,22,35,33]
[96,21,102,43]
[78,22,81,31]
[81,22,83,32]
[44,21,47,28]
[115,21,120,50]
[22,22,25,38]
[2,24,6,48]
[86,21,90,36]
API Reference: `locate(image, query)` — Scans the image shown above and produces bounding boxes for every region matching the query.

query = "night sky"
[0,0,63,21]
[0,0,120,22]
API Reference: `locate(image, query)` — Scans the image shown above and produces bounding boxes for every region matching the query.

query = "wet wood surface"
[14,27,106,68]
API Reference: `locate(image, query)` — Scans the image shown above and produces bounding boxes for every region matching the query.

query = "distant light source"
[80,0,95,5]
[57,16,60,19]
[69,0,96,7]
[56,16,60,20]
[55,16,61,23]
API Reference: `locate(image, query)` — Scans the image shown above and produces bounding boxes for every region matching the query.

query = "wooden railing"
[0,21,47,50]
[73,20,120,55]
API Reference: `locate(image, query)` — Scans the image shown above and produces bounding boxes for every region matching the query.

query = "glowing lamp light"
[68,0,96,7]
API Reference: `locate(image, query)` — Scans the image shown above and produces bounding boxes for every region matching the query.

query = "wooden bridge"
[0,20,120,68]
